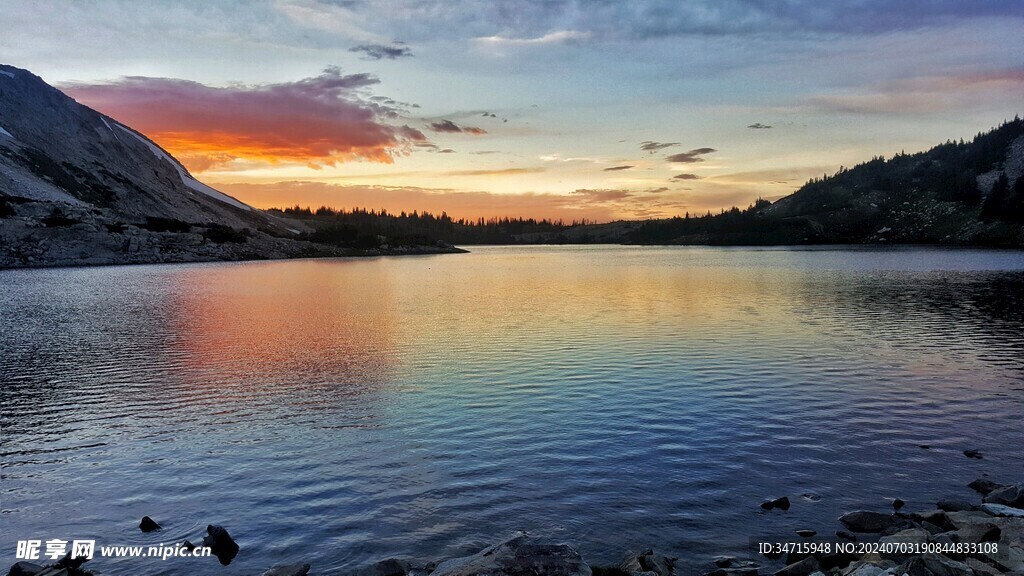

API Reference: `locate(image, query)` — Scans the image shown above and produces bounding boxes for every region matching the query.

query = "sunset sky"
[2,1,1022,221]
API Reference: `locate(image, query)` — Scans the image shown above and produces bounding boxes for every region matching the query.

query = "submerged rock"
[839,512,904,533]
[969,479,1004,495]
[430,532,591,576]
[796,530,816,538]
[263,564,311,576]
[761,497,791,511]
[7,562,45,576]
[618,549,675,576]
[350,558,413,576]
[963,450,983,460]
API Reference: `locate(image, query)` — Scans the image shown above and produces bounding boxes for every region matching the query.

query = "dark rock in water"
[761,497,791,511]
[591,567,632,576]
[968,478,1004,495]
[262,563,312,576]
[937,500,977,512]
[901,554,973,576]
[839,511,902,533]
[430,532,592,576]
[983,484,1024,508]
[892,499,905,511]
[139,516,161,532]
[836,530,857,542]
[181,540,196,552]
[202,524,240,566]
[796,530,816,538]
[706,560,759,576]
[55,551,90,571]
[714,557,735,568]
[619,549,675,576]
[918,445,931,450]
[7,562,45,576]
[774,556,819,576]
[350,558,412,576]
[963,450,984,459]
[816,551,858,571]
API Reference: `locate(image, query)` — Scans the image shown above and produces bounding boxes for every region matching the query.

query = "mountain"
[0,65,461,268]
[616,118,1024,247]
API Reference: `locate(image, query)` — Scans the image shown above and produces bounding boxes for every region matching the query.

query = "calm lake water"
[2,245,1024,575]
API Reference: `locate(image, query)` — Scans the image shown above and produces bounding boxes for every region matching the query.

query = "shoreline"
[11,473,1021,576]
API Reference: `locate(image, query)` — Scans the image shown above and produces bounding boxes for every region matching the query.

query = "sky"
[1,1,1022,222]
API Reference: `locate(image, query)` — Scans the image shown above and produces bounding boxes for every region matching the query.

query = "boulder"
[839,512,902,533]
[796,530,816,538]
[705,560,759,576]
[956,523,1001,543]
[430,532,592,576]
[969,479,1005,496]
[982,504,1024,518]
[774,556,819,576]
[139,516,161,533]
[836,531,857,542]
[901,554,973,576]
[892,499,905,512]
[911,510,955,531]
[202,524,240,566]
[349,559,412,576]
[761,497,791,511]
[7,562,45,576]
[984,485,1024,509]
[263,564,311,576]
[937,500,977,513]
[964,450,984,459]
[878,529,930,561]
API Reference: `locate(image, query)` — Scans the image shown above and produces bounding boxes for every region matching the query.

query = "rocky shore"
[9,474,1023,576]
[0,198,466,269]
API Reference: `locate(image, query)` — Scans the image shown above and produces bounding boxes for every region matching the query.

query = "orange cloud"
[62,67,427,172]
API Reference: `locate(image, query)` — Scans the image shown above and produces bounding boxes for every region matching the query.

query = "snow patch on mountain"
[115,124,252,211]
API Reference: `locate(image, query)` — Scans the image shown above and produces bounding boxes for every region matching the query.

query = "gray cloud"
[666,148,716,163]
[350,43,412,60]
[672,173,700,180]
[428,119,488,135]
[640,141,679,153]
[603,165,634,171]
[747,123,772,129]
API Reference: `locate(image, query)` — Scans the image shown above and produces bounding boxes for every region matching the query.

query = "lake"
[2,245,1024,575]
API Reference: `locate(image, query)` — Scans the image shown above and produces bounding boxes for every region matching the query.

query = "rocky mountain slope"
[0,65,460,268]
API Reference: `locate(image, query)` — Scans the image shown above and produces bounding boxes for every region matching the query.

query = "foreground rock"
[430,532,591,576]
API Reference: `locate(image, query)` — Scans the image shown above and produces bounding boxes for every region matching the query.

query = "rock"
[842,562,887,576]
[964,450,984,459]
[964,558,1002,576]
[970,479,1005,496]
[263,564,311,576]
[836,531,857,542]
[774,556,819,576]
[840,511,902,533]
[350,559,412,576]
[878,529,930,561]
[202,524,240,566]
[7,562,45,576]
[796,530,816,538]
[430,532,591,576]
[984,484,1024,509]
[901,554,973,576]
[706,560,759,576]
[139,516,161,532]
[911,510,955,531]
[982,503,1024,518]
[919,445,931,450]
[762,497,791,511]
[892,499,905,512]
[957,523,1001,543]
[618,549,674,576]
[714,558,735,568]
[937,500,977,513]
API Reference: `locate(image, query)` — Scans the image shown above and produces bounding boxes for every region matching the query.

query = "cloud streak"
[63,67,427,172]
[428,119,488,135]
[666,148,716,163]
[350,43,413,60]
